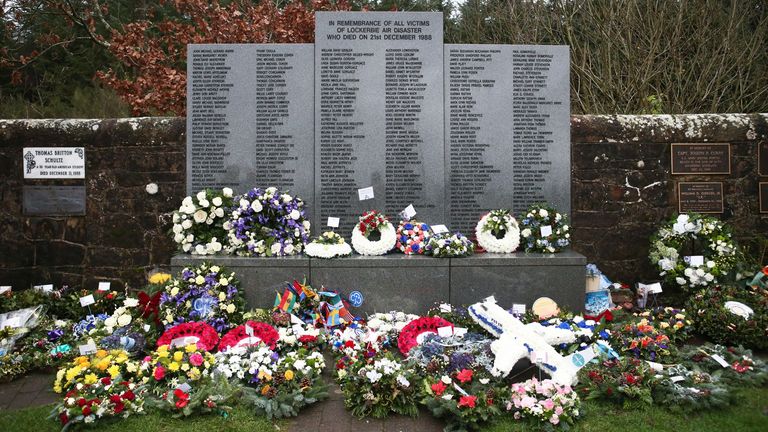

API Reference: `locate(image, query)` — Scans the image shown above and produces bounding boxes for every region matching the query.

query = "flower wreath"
[519,204,570,253]
[397,316,454,356]
[159,263,245,334]
[225,187,311,257]
[426,232,475,258]
[475,209,520,253]
[396,220,432,255]
[171,188,234,255]
[156,321,220,352]
[350,211,397,256]
[305,231,353,259]
[649,213,738,290]
[218,321,279,351]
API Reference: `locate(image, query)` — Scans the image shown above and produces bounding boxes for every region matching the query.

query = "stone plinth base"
[171,250,586,314]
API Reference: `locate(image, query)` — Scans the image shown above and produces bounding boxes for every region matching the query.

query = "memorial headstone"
[314,11,445,234]
[445,45,570,234]
[186,12,572,236]
[186,44,315,202]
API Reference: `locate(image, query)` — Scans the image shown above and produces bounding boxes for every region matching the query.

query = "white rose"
[223,187,233,197]
[521,228,532,237]
[117,314,132,326]
[212,197,223,206]
[193,210,207,223]
[251,200,263,213]
[303,221,311,230]
[181,220,193,229]
[104,317,117,328]
[124,297,139,307]
[173,213,180,223]
[226,304,236,314]
[215,208,224,218]
[211,241,222,252]
[196,191,207,201]
[284,244,295,255]
[172,224,183,234]
[174,233,185,243]
[281,194,292,203]
[706,261,715,268]
[271,243,282,255]
[562,225,569,231]
[145,183,159,195]
[290,209,301,220]
[240,199,249,209]
[540,209,549,217]
[675,277,686,285]
[195,244,206,254]
[182,243,191,252]
[170,287,179,296]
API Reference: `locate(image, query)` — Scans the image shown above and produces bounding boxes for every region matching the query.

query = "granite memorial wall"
[187,12,571,235]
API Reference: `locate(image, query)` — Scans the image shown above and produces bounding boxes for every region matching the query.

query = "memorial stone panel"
[670,143,730,175]
[760,183,768,213]
[678,182,724,213]
[23,186,86,216]
[760,142,768,177]
[187,44,314,203]
[445,45,570,234]
[314,11,444,234]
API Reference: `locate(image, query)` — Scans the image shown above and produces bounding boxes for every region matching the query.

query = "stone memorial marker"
[670,143,730,175]
[187,44,315,202]
[759,142,768,177]
[314,11,445,235]
[445,45,570,234]
[760,182,768,214]
[23,147,84,179]
[677,182,724,213]
[23,186,86,216]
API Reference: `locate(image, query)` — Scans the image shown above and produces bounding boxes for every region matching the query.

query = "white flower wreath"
[171,187,234,255]
[351,211,397,256]
[305,231,353,259]
[649,213,738,291]
[475,209,520,253]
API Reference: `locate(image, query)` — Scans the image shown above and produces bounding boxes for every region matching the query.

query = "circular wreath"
[519,204,570,253]
[426,232,475,258]
[305,231,353,259]
[171,188,234,255]
[649,213,738,291]
[159,263,245,334]
[351,211,397,256]
[219,321,280,351]
[224,187,310,257]
[396,220,432,255]
[398,316,454,356]
[156,321,220,351]
[475,209,520,253]
[686,284,767,350]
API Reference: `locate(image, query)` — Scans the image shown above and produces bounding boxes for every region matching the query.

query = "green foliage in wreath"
[686,284,768,350]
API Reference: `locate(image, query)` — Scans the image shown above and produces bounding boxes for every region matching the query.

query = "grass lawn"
[1,387,766,431]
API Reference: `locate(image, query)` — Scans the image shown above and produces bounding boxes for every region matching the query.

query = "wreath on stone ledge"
[475,209,520,253]
[351,211,397,256]
[649,213,738,291]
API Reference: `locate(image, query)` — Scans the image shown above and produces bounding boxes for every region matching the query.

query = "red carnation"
[101,377,111,385]
[298,335,317,344]
[456,369,473,383]
[113,401,125,414]
[110,394,122,403]
[174,389,190,409]
[154,366,166,381]
[431,381,447,396]
[76,398,87,407]
[82,406,92,416]
[458,395,477,409]
[59,412,69,425]
[345,340,355,348]
[121,390,135,401]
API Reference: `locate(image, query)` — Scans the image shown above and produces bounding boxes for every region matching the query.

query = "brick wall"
[0,114,765,290]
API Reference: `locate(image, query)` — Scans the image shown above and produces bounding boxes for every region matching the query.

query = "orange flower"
[641,337,651,348]
[629,340,639,350]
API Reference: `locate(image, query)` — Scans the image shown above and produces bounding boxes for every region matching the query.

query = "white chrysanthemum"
[475,212,520,253]
[351,222,397,256]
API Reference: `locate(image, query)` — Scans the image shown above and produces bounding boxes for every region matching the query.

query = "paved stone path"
[0,372,58,411]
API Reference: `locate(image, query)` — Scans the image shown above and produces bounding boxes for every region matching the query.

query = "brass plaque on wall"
[670,143,731,175]
[677,182,724,213]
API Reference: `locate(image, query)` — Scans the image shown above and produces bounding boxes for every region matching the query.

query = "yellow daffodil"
[149,272,171,284]
[284,370,295,381]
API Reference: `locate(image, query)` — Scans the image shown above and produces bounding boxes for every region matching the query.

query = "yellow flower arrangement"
[149,272,172,285]
[53,349,139,394]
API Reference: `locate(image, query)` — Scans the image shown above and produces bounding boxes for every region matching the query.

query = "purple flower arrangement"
[158,263,245,334]
[224,187,311,257]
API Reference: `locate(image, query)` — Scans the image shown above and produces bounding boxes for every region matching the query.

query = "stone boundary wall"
[0,114,765,291]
